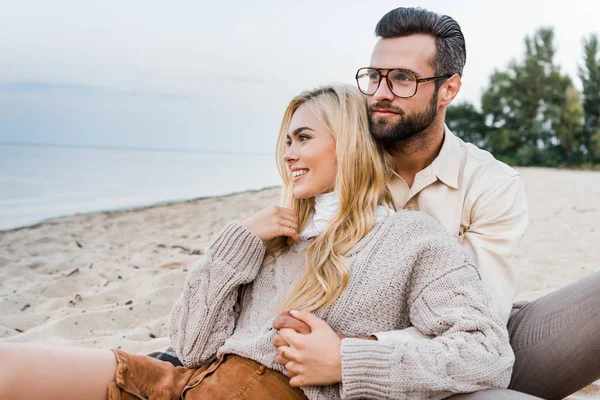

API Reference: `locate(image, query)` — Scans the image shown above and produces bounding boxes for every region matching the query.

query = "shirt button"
[140,391,149,399]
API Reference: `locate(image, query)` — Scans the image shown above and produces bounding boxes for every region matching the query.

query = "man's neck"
[389,119,445,188]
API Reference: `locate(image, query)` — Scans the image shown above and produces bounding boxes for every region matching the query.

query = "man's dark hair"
[375,7,466,78]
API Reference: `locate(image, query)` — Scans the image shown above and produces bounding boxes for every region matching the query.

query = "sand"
[1,167,599,398]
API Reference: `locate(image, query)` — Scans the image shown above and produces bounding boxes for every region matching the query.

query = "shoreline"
[3,165,600,234]
[0,185,282,234]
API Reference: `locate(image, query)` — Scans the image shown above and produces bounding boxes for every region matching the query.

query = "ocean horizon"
[0,143,281,231]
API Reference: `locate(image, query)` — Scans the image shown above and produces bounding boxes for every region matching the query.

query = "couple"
[1,6,600,400]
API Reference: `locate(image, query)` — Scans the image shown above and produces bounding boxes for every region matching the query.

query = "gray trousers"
[452,271,600,399]
[152,272,600,400]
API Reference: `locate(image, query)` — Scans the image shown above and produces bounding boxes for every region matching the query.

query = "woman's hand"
[242,206,299,244]
[276,310,342,387]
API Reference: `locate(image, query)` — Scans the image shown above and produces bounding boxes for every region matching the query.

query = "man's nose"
[373,76,395,102]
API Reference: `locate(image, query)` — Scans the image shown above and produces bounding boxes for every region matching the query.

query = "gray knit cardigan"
[169,210,514,399]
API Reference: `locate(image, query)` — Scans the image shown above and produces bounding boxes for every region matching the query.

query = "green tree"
[481,27,573,166]
[579,34,600,162]
[554,84,584,164]
[446,102,490,150]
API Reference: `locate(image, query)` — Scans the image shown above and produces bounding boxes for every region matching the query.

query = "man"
[273,7,600,400]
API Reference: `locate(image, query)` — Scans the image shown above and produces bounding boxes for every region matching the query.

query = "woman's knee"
[0,343,117,400]
[0,344,31,399]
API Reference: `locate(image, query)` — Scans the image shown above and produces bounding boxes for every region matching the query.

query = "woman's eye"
[299,134,310,142]
[285,140,292,147]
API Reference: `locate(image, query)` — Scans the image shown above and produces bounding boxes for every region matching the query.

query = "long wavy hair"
[267,83,394,313]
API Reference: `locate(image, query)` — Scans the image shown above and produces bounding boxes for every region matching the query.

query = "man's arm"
[461,174,529,323]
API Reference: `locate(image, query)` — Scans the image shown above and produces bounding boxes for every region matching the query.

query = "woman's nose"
[283,145,299,163]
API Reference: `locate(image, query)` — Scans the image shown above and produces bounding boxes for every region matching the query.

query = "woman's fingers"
[284,361,303,376]
[276,353,289,366]
[276,346,291,366]
[272,333,287,348]
[242,206,298,242]
[279,226,300,244]
[278,207,297,220]
[289,230,300,244]
[269,207,298,242]
[278,217,298,231]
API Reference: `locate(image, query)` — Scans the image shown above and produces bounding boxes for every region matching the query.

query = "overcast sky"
[1,0,598,154]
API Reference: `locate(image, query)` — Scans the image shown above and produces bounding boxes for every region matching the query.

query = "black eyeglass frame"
[355,67,452,98]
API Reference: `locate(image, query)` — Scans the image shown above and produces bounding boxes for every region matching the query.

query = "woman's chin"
[293,187,316,200]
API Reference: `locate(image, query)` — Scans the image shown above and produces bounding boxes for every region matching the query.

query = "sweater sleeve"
[168,220,266,367]
[339,229,514,400]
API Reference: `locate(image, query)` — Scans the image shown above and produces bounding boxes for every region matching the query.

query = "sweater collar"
[299,192,338,238]
[299,191,394,239]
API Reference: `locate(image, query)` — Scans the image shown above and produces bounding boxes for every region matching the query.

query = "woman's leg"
[0,343,117,400]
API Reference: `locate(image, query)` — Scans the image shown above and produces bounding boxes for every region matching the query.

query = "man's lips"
[370,105,402,118]
[371,108,400,117]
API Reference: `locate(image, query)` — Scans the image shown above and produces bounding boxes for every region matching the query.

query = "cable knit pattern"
[168,221,265,367]
[168,211,514,399]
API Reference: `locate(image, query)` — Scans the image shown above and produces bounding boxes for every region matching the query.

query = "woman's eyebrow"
[288,126,315,138]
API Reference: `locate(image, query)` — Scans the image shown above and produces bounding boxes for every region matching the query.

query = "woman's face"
[284,104,337,199]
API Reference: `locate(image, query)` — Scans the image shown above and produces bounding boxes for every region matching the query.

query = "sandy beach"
[1,167,599,398]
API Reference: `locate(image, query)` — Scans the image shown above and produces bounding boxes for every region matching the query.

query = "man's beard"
[368,91,438,147]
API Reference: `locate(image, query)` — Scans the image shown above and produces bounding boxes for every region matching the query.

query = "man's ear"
[438,74,462,107]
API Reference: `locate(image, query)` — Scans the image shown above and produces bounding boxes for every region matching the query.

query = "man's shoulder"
[459,138,518,178]
[454,135,521,191]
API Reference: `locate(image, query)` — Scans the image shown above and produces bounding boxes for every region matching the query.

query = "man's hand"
[276,310,343,387]
[273,309,312,335]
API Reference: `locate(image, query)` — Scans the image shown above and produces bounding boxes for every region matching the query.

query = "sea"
[0,144,281,231]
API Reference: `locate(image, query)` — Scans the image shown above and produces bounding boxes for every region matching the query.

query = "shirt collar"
[429,125,461,190]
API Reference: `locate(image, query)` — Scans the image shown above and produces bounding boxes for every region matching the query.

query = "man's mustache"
[368,102,404,116]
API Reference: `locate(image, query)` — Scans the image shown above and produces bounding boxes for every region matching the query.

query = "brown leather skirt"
[108,349,308,400]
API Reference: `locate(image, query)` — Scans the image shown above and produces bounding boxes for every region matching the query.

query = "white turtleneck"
[299,191,394,238]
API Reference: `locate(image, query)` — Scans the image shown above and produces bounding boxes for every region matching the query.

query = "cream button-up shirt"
[375,127,529,343]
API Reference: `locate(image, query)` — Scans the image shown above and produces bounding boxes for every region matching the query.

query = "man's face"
[367,34,440,145]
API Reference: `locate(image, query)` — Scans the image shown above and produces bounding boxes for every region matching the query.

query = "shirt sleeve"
[462,174,529,323]
[339,230,515,399]
[168,220,266,367]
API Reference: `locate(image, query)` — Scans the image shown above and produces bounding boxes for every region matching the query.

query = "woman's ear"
[438,74,462,107]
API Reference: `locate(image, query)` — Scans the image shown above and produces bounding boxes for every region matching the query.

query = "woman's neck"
[298,192,339,239]
[299,192,393,239]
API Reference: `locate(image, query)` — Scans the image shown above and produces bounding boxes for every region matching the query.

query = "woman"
[0,84,514,400]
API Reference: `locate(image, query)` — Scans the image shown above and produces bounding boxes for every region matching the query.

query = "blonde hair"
[268,84,394,313]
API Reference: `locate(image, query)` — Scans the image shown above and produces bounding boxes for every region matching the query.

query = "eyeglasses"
[355,67,452,98]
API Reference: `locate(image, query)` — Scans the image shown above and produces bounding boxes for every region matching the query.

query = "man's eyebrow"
[286,126,315,138]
